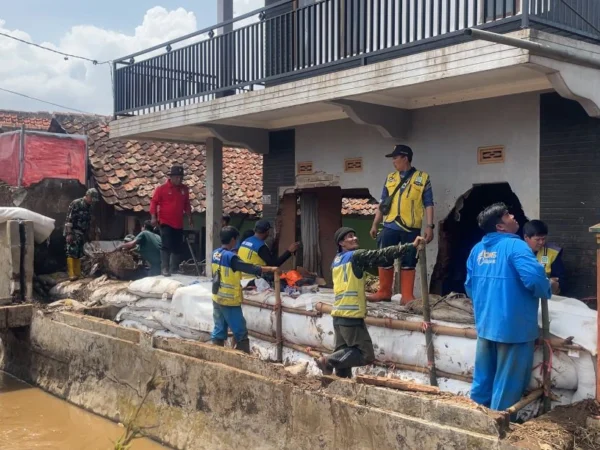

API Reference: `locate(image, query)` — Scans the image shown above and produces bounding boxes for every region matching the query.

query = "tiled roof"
[342,197,379,216]
[50,113,263,216]
[0,110,375,216]
[0,110,53,132]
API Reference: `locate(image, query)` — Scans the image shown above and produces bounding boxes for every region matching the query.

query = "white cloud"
[0,7,198,115]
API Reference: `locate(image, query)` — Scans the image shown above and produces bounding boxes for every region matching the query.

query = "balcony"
[113,0,600,117]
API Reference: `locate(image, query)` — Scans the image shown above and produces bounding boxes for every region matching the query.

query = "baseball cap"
[385,144,413,159]
[255,220,272,233]
[86,188,100,202]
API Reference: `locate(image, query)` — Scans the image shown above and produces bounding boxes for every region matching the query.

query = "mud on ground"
[506,400,600,450]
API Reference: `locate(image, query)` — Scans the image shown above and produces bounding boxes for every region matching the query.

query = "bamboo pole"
[506,389,544,415]
[419,246,438,387]
[541,297,552,413]
[242,298,322,317]
[356,375,441,394]
[274,270,283,363]
[312,302,584,353]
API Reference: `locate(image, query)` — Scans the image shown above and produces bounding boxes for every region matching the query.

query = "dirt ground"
[506,400,600,450]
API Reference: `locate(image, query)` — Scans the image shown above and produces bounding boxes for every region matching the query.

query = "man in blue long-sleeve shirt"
[465,203,551,411]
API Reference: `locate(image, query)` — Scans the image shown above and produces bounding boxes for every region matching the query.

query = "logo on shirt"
[477,250,497,266]
[540,256,549,265]
[334,255,342,264]
[414,176,423,186]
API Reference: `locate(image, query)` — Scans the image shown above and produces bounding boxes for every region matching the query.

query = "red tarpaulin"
[0,131,21,186]
[22,133,86,187]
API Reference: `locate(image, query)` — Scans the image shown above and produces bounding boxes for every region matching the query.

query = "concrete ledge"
[326,379,508,438]
[52,311,140,344]
[0,304,33,329]
[154,337,287,382]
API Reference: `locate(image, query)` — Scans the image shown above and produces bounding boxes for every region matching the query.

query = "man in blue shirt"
[465,203,551,411]
[369,145,435,303]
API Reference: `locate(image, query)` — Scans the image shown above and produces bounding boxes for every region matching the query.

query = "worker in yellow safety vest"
[211,226,273,353]
[369,145,435,304]
[523,220,565,295]
[237,219,300,280]
[315,226,424,378]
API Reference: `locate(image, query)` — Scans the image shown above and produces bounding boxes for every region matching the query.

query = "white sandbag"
[540,296,597,355]
[49,278,93,299]
[170,282,216,333]
[153,330,185,340]
[529,348,578,390]
[281,313,335,350]
[243,289,334,309]
[115,307,164,330]
[0,207,55,243]
[120,320,155,334]
[571,352,597,402]
[89,282,138,308]
[128,275,206,299]
[129,298,172,313]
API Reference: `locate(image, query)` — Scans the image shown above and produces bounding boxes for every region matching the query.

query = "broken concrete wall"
[0,311,528,450]
[0,220,33,304]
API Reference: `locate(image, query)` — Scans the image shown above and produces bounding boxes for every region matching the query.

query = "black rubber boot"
[315,356,333,376]
[327,347,365,371]
[335,368,353,379]
[235,339,251,354]
[211,339,225,347]
[161,250,171,277]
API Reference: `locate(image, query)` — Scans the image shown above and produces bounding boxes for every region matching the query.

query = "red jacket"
[150,180,191,229]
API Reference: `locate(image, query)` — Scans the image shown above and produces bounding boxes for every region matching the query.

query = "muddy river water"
[0,371,167,450]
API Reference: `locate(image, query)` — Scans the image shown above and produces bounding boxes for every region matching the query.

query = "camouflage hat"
[86,188,100,202]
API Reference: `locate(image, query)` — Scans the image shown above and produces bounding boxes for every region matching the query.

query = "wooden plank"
[356,375,441,395]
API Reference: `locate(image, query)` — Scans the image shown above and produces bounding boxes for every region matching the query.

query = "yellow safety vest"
[383,170,429,229]
[237,235,267,279]
[211,248,243,306]
[331,251,366,319]
[537,245,560,277]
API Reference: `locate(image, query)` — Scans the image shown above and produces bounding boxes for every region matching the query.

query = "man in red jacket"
[150,165,193,276]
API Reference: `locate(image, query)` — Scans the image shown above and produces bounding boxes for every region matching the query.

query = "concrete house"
[110,0,600,297]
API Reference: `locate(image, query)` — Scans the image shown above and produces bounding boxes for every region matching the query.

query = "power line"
[0,31,111,65]
[0,87,97,114]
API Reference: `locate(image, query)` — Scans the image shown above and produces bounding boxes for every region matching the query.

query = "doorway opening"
[430,182,528,296]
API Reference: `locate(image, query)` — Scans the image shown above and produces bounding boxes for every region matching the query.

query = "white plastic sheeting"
[0,207,55,243]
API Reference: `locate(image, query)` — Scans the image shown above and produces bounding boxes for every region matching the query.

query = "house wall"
[540,93,600,300]
[295,93,541,282]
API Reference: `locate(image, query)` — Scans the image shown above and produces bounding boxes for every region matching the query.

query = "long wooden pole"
[540,298,552,413]
[419,246,438,387]
[274,270,283,363]
[506,388,544,415]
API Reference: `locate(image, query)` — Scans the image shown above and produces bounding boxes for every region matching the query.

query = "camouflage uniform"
[64,198,92,258]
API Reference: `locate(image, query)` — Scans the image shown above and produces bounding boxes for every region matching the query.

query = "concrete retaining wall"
[1,311,533,450]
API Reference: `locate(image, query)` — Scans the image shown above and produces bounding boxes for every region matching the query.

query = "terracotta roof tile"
[0,109,375,216]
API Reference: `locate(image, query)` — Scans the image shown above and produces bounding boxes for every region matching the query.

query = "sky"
[0,1,262,116]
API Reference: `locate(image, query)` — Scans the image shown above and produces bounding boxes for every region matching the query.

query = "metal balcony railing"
[113,0,600,117]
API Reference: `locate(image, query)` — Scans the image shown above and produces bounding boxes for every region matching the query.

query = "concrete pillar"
[205,138,223,277]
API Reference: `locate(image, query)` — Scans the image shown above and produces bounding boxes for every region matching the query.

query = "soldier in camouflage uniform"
[315,227,424,378]
[64,188,99,280]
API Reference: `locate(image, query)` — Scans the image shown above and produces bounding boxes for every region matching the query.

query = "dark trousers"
[377,226,418,268]
[160,225,183,271]
[326,319,375,378]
